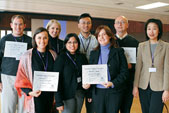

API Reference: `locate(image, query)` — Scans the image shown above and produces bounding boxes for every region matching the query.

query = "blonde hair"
[46,19,61,33]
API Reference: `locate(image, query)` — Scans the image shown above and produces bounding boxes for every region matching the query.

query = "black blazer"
[53,51,88,107]
[89,46,129,92]
[49,35,64,54]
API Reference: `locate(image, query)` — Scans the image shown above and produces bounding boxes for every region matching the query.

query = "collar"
[79,33,92,40]
[116,32,128,40]
[100,43,110,50]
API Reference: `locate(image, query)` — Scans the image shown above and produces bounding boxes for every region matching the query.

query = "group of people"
[0,13,168,113]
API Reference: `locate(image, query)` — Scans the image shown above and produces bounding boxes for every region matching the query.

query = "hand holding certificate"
[82,64,108,84]
[33,71,59,92]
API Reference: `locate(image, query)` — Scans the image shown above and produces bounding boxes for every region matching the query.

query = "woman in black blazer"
[83,25,129,113]
[53,33,88,113]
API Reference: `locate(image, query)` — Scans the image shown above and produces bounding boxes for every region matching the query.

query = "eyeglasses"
[80,22,91,25]
[115,21,126,25]
[67,41,78,45]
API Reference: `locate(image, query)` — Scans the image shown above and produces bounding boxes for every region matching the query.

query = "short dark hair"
[63,33,80,53]
[11,15,26,24]
[95,25,117,49]
[78,13,92,23]
[145,18,163,40]
[32,27,51,49]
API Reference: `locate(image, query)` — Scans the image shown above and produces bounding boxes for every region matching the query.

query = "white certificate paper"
[4,41,27,60]
[122,47,136,64]
[82,64,108,84]
[33,71,59,92]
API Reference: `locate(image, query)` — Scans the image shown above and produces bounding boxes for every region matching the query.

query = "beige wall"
[31,19,44,35]
[66,21,80,35]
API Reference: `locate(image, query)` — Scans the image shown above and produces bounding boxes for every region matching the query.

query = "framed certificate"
[33,71,59,92]
[82,64,108,84]
[122,47,136,64]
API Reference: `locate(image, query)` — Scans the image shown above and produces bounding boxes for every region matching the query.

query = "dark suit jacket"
[53,51,88,107]
[89,46,129,92]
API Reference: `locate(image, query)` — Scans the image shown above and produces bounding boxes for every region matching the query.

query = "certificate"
[122,47,136,64]
[82,64,108,84]
[4,41,27,60]
[33,71,59,92]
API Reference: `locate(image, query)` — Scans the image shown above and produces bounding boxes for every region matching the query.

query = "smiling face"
[114,16,128,34]
[35,31,49,52]
[78,17,92,34]
[98,29,111,46]
[10,17,26,37]
[48,23,60,38]
[147,22,159,41]
[66,36,78,54]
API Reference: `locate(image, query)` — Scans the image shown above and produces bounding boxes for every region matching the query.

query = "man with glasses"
[78,13,98,60]
[78,13,98,113]
[114,16,139,113]
[0,15,32,113]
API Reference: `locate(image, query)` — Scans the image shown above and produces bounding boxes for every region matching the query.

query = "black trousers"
[139,86,164,113]
[120,84,133,113]
[93,88,123,113]
[34,92,54,113]
[85,97,94,113]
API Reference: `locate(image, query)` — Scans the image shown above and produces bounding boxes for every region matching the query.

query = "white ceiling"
[0,0,169,24]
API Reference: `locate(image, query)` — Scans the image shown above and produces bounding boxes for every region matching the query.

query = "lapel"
[108,47,116,64]
[153,40,163,58]
[93,47,117,64]
[145,40,163,65]
[145,41,152,62]
[93,49,100,64]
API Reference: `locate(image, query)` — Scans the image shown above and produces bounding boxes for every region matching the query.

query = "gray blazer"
[134,40,169,91]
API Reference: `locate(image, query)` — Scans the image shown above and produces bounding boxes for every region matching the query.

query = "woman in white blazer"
[133,18,169,113]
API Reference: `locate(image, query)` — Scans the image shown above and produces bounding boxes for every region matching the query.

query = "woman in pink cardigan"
[15,27,56,113]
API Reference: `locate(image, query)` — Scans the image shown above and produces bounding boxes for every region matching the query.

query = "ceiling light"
[136,2,169,9]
